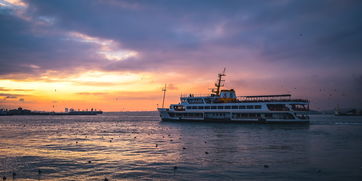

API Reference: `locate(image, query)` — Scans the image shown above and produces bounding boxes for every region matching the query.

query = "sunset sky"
[0,0,361,111]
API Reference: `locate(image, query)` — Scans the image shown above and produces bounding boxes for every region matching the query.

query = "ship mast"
[213,68,226,96]
[161,84,167,108]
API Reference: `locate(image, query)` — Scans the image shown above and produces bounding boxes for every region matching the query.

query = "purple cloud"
[0,0,361,109]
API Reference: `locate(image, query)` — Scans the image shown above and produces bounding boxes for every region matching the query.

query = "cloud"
[0,87,33,91]
[0,9,105,76]
[352,74,362,91]
[76,92,108,96]
[1,0,360,75]
[1,0,362,109]
[166,83,178,90]
[68,31,139,62]
[0,93,24,99]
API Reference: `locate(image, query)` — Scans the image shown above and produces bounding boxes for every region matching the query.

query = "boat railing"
[268,107,290,111]
[179,94,309,103]
[296,115,309,119]
[238,98,309,103]
[181,93,213,98]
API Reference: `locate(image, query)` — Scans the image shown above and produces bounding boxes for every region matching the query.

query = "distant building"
[7,107,31,115]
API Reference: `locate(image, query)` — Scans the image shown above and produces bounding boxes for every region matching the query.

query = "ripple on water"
[0,114,361,180]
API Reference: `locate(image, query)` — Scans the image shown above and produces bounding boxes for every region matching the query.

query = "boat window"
[291,104,308,111]
[239,106,246,109]
[247,105,253,109]
[191,106,197,109]
[204,106,210,109]
[267,113,295,119]
[198,106,204,109]
[211,106,217,109]
[225,106,231,109]
[255,105,261,109]
[186,106,191,109]
[187,98,204,104]
[174,105,185,111]
[217,106,223,109]
[232,106,238,109]
[267,104,289,111]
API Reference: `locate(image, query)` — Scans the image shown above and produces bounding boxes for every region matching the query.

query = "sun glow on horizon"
[0,70,172,111]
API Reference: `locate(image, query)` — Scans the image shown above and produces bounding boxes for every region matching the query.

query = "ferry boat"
[158,70,310,123]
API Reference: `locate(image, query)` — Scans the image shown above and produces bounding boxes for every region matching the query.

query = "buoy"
[173,166,178,175]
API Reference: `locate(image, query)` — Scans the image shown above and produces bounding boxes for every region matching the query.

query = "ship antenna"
[161,84,167,108]
[213,68,226,96]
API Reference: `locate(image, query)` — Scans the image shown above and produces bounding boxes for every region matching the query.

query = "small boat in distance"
[158,70,310,123]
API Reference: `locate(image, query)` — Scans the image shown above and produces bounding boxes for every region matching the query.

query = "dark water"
[0,113,361,180]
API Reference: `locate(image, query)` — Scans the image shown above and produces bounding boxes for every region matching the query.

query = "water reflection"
[0,114,361,180]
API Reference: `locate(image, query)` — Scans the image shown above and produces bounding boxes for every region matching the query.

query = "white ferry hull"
[158,108,309,124]
[161,118,309,124]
